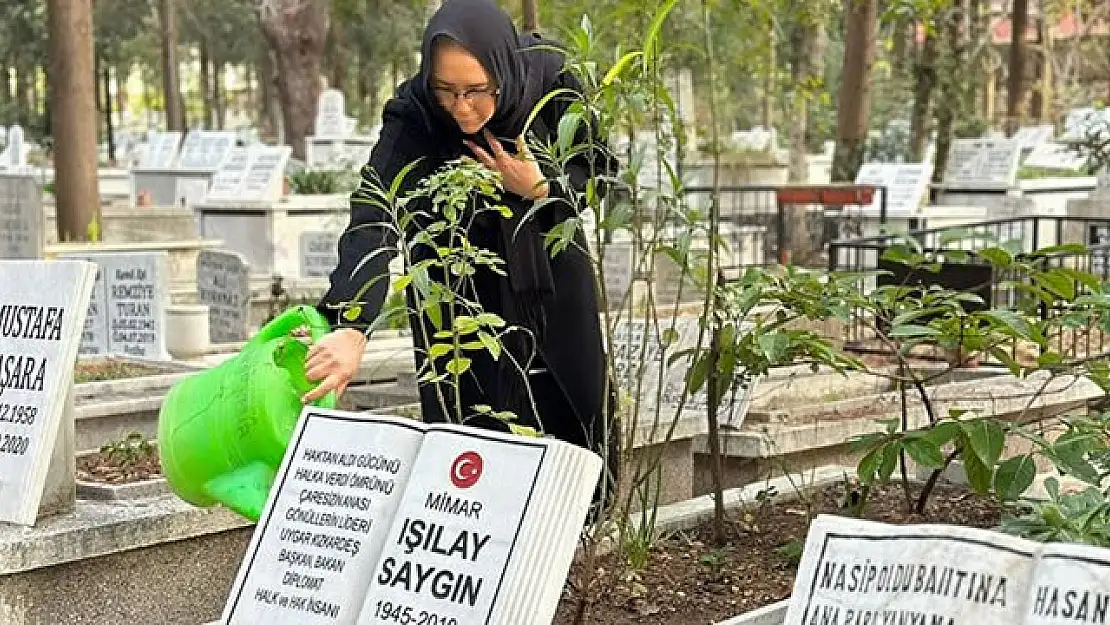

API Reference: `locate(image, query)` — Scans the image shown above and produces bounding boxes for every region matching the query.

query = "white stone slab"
[942,138,1022,188]
[0,260,96,525]
[240,146,291,202]
[138,131,183,169]
[174,177,211,208]
[1013,125,1055,150]
[222,408,602,625]
[207,147,252,200]
[299,231,340,279]
[315,89,348,139]
[1,125,27,170]
[177,131,236,170]
[197,249,251,343]
[854,162,930,215]
[611,317,758,427]
[602,242,634,306]
[60,251,170,361]
[0,174,43,259]
[1024,142,1088,171]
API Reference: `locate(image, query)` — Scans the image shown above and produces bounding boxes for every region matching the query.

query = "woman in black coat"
[303,0,616,458]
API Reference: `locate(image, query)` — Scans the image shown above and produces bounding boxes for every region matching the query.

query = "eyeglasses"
[432,85,499,108]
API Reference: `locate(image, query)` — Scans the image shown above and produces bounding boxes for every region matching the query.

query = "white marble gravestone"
[206,147,252,201]
[602,243,634,307]
[240,146,291,202]
[854,162,930,215]
[0,174,43,259]
[299,232,340,279]
[1024,143,1088,171]
[942,138,1022,188]
[197,249,251,343]
[61,251,170,361]
[611,316,757,427]
[0,260,97,525]
[139,131,183,169]
[1,125,27,170]
[177,130,236,170]
[784,514,1110,625]
[316,89,349,139]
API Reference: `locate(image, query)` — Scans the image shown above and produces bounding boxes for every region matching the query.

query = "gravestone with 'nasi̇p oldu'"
[0,260,96,525]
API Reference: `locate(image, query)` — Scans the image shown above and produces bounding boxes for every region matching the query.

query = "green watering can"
[158,305,338,522]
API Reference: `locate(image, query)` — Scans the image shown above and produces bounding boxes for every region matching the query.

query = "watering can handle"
[255,304,338,408]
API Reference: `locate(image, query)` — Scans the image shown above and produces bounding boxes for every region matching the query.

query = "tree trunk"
[327,23,347,91]
[47,0,100,242]
[260,0,328,161]
[522,0,538,33]
[761,15,775,129]
[103,62,116,164]
[1005,0,1029,135]
[215,61,226,129]
[909,25,936,162]
[200,38,213,128]
[158,0,183,131]
[932,2,967,184]
[114,64,127,126]
[832,0,878,182]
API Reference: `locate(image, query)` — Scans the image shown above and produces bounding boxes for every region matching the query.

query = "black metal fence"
[683,184,888,277]
[828,216,1110,358]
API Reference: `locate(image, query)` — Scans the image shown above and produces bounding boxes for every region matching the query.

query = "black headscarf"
[391,0,571,417]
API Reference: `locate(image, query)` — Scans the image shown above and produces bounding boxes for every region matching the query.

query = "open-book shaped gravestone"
[0,260,97,525]
[197,249,251,343]
[942,138,1023,188]
[220,407,603,625]
[611,316,759,428]
[0,173,43,259]
[206,147,252,202]
[783,514,1110,625]
[139,131,183,169]
[59,251,170,361]
[177,130,236,170]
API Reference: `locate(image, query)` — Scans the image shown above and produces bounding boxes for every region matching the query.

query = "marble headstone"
[0,260,97,525]
[0,174,43,259]
[197,249,252,343]
[300,232,341,279]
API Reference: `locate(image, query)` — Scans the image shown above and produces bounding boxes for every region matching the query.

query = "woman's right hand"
[302,328,368,404]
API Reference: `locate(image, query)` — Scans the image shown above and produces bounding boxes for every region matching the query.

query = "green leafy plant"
[288,168,359,195]
[1001,478,1110,547]
[100,431,156,469]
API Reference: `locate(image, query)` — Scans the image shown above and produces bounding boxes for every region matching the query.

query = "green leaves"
[961,419,1005,468]
[994,455,1036,501]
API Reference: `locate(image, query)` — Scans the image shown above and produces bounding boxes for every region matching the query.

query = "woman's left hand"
[465,129,549,200]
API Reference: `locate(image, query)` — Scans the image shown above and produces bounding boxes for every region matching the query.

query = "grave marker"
[1023,143,1089,171]
[942,138,1022,187]
[1,124,27,170]
[602,243,634,306]
[207,147,252,201]
[854,162,930,215]
[611,316,757,427]
[299,232,340,279]
[784,514,1110,625]
[175,178,211,208]
[1012,125,1055,150]
[197,249,251,343]
[177,130,236,170]
[315,89,348,139]
[61,251,170,360]
[0,260,97,525]
[0,174,43,259]
[139,131,183,169]
[240,146,291,202]
[221,408,602,625]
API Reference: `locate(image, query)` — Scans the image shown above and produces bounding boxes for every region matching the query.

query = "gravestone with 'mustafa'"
[0,260,97,525]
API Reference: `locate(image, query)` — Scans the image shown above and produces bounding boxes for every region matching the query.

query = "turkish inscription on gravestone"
[0,260,97,525]
[300,232,340,279]
[0,174,43,259]
[63,252,169,360]
[197,249,251,343]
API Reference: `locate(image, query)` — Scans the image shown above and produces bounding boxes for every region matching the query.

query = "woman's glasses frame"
[432,85,500,108]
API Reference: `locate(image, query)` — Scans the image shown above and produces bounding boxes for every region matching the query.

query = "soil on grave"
[76,449,162,484]
[75,360,168,383]
[551,482,1003,625]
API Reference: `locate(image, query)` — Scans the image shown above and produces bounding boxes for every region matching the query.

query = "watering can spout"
[157,305,339,521]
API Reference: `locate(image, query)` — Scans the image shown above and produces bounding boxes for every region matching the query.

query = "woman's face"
[431,40,498,135]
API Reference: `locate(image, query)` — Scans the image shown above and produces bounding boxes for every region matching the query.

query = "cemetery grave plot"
[76,431,161,485]
[74,358,173,383]
[550,481,1002,625]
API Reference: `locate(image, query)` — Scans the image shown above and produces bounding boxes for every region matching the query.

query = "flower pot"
[166,303,211,360]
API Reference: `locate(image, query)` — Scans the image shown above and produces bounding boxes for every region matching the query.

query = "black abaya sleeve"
[316,107,431,331]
